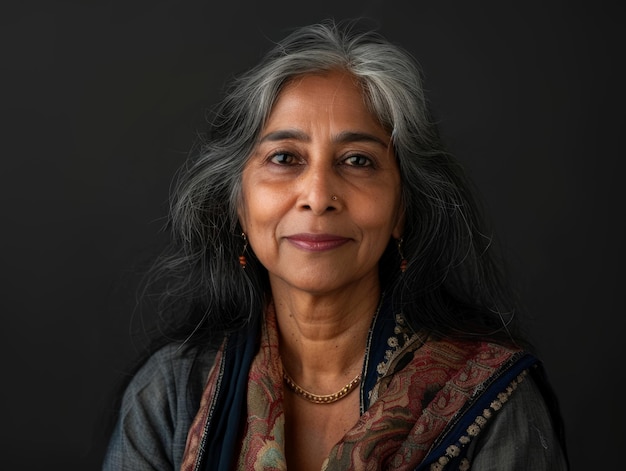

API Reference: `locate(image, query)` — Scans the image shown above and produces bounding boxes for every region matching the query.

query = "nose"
[297,163,341,215]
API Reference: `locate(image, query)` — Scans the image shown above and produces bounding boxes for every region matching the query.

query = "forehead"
[264,70,385,132]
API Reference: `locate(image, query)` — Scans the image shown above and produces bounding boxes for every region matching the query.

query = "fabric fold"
[181,297,535,470]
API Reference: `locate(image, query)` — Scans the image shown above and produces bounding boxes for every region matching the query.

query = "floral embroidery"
[428,370,529,469]
[182,301,534,471]
[376,313,422,378]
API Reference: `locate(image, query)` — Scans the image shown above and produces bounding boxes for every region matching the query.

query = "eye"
[342,154,373,167]
[269,152,299,165]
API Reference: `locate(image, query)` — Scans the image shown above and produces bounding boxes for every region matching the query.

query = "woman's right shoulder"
[103,343,218,470]
[125,342,217,405]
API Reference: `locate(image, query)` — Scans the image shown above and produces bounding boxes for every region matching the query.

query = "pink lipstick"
[286,233,350,252]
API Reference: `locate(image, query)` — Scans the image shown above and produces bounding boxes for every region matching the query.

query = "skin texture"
[239,69,403,302]
[238,70,404,470]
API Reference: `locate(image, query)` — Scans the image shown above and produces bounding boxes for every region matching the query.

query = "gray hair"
[147,19,520,346]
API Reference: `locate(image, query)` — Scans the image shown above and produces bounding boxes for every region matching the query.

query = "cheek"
[362,194,402,231]
[238,189,283,249]
[238,174,267,231]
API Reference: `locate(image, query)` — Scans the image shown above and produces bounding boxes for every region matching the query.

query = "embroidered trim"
[428,369,529,470]
[368,313,427,404]
[378,314,411,373]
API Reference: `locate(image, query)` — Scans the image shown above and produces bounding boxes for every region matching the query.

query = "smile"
[285,233,351,252]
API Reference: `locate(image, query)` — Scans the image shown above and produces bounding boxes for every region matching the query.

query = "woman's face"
[239,70,404,296]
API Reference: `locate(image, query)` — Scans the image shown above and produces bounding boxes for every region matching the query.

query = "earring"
[397,238,408,273]
[239,232,248,269]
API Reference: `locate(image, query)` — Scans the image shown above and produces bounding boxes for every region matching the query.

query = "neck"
[270,280,381,390]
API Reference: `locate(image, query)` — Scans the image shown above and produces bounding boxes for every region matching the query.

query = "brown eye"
[343,154,372,167]
[270,152,297,165]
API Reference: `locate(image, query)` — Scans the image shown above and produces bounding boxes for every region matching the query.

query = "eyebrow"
[259,129,390,148]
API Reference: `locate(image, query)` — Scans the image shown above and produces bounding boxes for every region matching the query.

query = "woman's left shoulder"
[419,340,570,469]
[465,369,570,470]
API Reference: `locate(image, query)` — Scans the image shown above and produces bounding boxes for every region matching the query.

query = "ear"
[237,206,247,234]
[391,203,405,240]
[236,191,248,233]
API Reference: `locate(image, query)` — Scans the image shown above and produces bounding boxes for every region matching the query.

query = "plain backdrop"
[2,1,623,469]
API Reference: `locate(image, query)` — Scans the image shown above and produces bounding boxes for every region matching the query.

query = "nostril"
[301,204,336,212]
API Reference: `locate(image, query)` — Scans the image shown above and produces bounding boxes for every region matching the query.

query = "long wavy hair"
[137,18,526,357]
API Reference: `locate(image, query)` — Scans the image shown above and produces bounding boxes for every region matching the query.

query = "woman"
[103,19,569,470]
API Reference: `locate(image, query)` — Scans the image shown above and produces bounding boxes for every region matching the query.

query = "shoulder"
[415,342,569,469]
[123,343,215,404]
[114,343,215,422]
[120,342,217,427]
[103,343,217,470]
[465,368,570,470]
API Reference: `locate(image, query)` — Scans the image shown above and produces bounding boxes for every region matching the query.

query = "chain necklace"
[282,369,362,404]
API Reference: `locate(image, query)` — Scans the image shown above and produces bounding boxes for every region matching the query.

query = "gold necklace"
[282,369,362,404]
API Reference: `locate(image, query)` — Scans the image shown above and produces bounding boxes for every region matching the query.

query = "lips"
[285,233,351,252]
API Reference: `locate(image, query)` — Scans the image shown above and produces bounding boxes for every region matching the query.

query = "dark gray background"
[2,1,622,469]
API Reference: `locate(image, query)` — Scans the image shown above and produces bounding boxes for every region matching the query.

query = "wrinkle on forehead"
[265,70,387,143]
[280,69,367,110]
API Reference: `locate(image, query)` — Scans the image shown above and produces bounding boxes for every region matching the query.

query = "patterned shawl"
[181,296,539,471]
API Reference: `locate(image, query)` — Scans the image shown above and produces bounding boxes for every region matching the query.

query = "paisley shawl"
[181,297,542,471]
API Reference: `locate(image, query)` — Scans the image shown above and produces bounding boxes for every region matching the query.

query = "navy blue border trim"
[415,352,539,470]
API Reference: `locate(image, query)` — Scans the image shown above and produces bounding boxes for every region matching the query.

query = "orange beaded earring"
[397,238,408,273]
[239,232,248,269]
